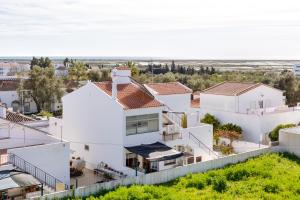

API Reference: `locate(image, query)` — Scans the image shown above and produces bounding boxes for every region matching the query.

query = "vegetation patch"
[65,153,300,199]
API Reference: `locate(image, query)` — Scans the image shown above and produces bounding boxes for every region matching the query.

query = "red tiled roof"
[115,66,131,70]
[145,82,192,95]
[0,80,20,91]
[201,82,266,96]
[94,82,162,109]
[191,98,200,108]
[6,111,34,123]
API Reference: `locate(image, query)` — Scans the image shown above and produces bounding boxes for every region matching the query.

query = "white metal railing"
[188,132,219,158]
[246,106,300,115]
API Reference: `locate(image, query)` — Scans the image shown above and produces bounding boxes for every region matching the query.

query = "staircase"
[7,153,67,191]
[188,132,219,159]
[163,107,219,160]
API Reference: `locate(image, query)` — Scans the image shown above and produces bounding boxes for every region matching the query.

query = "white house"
[0,106,70,194]
[199,82,300,143]
[0,79,38,113]
[62,67,214,176]
[0,78,63,114]
[293,64,300,76]
[144,82,193,112]
[279,126,300,157]
[0,62,30,76]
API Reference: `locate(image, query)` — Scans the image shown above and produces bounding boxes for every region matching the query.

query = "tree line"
[20,57,300,114]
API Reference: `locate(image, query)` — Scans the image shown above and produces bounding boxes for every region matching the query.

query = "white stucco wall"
[152,93,191,112]
[200,93,236,112]
[200,108,300,143]
[62,82,125,171]
[0,119,58,149]
[200,85,285,114]
[8,142,70,186]
[279,127,300,157]
[0,90,38,113]
[0,91,18,106]
[237,85,285,113]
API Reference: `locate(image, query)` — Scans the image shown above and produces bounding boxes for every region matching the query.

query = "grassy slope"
[72,153,300,200]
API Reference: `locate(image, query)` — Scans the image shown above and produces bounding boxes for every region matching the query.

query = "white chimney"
[111,68,118,100]
[0,105,7,118]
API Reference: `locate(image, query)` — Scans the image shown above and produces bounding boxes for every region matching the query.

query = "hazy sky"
[0,0,300,59]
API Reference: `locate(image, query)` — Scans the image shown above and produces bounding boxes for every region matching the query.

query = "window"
[24,102,30,113]
[258,100,264,109]
[164,159,176,166]
[84,144,89,151]
[126,114,159,135]
[150,161,158,171]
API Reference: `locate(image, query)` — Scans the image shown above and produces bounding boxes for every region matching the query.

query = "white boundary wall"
[32,146,273,199]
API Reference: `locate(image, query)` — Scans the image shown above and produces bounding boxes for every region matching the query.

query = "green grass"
[67,153,300,200]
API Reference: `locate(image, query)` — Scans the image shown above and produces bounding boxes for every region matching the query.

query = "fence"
[8,153,67,190]
[32,146,273,200]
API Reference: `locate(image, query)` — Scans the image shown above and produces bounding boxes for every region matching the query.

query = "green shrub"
[201,113,220,132]
[218,123,242,134]
[264,182,280,193]
[181,113,187,128]
[70,153,300,199]
[212,176,227,193]
[220,145,234,155]
[225,169,250,181]
[186,176,206,189]
[37,110,53,118]
[269,124,295,141]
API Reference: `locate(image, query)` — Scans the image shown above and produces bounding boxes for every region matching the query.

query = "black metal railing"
[8,153,67,191]
[188,132,219,158]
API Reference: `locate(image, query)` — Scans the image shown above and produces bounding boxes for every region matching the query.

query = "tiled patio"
[70,168,105,187]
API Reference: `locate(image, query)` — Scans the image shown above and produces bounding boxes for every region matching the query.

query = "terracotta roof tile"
[6,111,34,123]
[94,82,162,109]
[0,80,20,91]
[201,82,263,96]
[145,82,192,95]
[115,66,131,70]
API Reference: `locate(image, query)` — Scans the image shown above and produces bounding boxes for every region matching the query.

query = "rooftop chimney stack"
[111,68,118,100]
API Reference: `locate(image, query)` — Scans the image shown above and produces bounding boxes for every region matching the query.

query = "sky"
[0,0,300,59]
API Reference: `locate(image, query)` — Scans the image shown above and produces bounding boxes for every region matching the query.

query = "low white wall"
[34,146,272,200]
[279,129,300,157]
[8,142,70,186]
[200,108,300,143]
[48,117,63,139]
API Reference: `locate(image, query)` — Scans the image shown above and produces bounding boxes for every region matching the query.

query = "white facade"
[62,82,165,172]
[293,64,300,76]
[144,83,192,113]
[0,90,38,113]
[0,117,70,187]
[200,84,300,143]
[0,62,30,76]
[62,74,214,175]
[279,127,300,157]
[200,85,285,114]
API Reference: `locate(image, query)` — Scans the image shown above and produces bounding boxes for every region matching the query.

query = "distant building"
[293,64,300,76]
[0,62,30,76]
[199,82,300,143]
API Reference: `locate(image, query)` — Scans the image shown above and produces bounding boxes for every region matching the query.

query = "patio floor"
[70,168,105,188]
